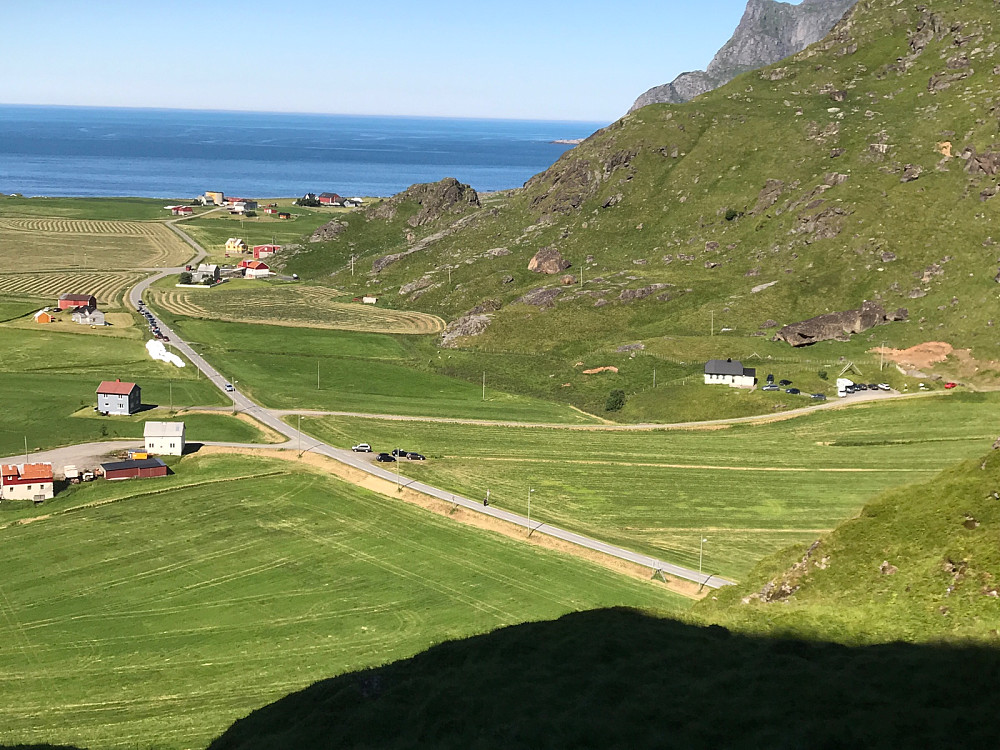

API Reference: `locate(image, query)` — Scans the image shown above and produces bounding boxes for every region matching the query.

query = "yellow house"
[225,237,247,252]
[204,190,225,206]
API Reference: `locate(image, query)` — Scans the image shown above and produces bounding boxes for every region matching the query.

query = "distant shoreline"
[551,138,584,145]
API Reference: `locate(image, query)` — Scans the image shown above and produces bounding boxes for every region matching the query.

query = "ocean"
[0,105,604,199]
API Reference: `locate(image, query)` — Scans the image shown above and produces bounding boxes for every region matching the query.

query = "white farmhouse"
[144,421,186,456]
[704,359,757,388]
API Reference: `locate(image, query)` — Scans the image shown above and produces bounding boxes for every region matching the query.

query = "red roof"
[246,261,269,270]
[19,463,53,481]
[59,293,95,302]
[97,380,138,395]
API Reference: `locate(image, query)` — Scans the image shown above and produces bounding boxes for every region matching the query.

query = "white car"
[352,443,372,452]
[224,383,235,392]
[878,383,891,391]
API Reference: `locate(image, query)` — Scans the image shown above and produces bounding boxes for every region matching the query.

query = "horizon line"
[0,101,611,127]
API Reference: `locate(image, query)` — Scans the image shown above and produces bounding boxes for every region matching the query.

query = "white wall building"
[144,421,186,456]
[704,359,757,388]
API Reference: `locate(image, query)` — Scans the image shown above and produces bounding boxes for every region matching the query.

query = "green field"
[299,392,999,578]
[0,195,182,221]
[0,323,231,455]
[0,453,683,750]
[164,318,602,423]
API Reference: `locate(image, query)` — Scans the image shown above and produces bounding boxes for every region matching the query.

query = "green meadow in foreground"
[0,453,682,750]
[300,392,999,579]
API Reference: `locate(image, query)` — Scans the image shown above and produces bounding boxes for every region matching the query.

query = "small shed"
[72,306,105,326]
[100,457,168,481]
[58,293,97,310]
[34,310,54,324]
[144,421,186,456]
[97,379,141,415]
[277,212,291,219]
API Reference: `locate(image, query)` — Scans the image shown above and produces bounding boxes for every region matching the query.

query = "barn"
[100,457,169,481]
[58,293,97,310]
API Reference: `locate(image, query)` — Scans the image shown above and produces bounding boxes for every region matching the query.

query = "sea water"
[0,105,604,199]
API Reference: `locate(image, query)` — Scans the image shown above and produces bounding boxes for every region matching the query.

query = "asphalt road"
[119,221,735,589]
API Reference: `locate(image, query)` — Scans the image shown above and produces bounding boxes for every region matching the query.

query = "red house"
[100,457,168,481]
[319,192,343,205]
[252,244,280,259]
[58,293,97,310]
[263,207,278,215]
[171,206,193,216]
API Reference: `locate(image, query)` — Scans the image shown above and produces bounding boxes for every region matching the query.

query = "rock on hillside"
[630,0,859,111]
[774,301,908,346]
[366,177,480,227]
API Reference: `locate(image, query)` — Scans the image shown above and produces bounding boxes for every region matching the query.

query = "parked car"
[785,388,801,394]
[391,448,411,457]
[779,379,792,386]
[810,393,827,400]
[856,383,867,391]
[762,384,779,392]
[868,384,879,391]
[919,383,929,390]
[375,452,396,462]
[406,452,426,461]
[878,383,891,391]
[944,382,958,389]
[224,383,235,392]
[351,443,372,452]
[766,373,774,383]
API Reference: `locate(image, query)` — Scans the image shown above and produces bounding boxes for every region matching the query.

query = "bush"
[818,370,828,380]
[724,208,741,221]
[605,389,626,412]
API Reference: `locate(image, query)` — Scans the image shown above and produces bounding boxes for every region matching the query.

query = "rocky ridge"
[630,0,859,111]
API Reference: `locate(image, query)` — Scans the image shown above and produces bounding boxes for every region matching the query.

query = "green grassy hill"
[700,447,1000,643]
[280,0,1000,420]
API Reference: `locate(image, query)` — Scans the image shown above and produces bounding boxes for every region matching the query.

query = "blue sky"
[4,1,773,122]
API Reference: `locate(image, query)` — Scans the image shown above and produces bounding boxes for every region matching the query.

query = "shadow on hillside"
[208,607,1000,750]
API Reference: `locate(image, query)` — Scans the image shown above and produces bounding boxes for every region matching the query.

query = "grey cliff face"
[629,0,858,112]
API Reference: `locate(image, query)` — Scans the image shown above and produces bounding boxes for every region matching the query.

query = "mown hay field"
[300,392,1000,579]
[0,270,144,307]
[151,283,446,334]
[0,219,192,272]
[0,453,681,750]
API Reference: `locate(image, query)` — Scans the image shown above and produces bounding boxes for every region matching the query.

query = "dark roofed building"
[100,457,168,480]
[704,358,756,388]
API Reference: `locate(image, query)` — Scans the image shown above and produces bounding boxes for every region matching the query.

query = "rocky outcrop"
[366,177,480,227]
[630,0,859,111]
[528,247,571,274]
[309,220,347,243]
[440,314,492,348]
[774,301,908,346]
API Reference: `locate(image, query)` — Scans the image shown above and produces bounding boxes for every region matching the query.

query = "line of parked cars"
[138,300,169,342]
[759,374,826,399]
[351,443,426,462]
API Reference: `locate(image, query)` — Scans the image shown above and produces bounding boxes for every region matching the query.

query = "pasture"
[299,392,1000,579]
[0,195,175,221]
[0,453,682,750]
[166,318,602,423]
[0,270,144,308]
[0,218,192,273]
[150,282,446,334]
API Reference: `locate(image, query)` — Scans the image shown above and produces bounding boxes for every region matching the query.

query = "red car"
[944,382,958,389]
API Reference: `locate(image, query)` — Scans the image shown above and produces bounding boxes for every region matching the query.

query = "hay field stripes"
[0,218,157,236]
[0,219,193,270]
[152,286,446,335]
[0,271,145,306]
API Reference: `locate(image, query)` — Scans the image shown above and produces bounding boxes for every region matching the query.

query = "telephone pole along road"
[128,221,734,590]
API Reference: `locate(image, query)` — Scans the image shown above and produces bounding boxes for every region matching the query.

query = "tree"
[178,271,192,285]
[818,369,828,380]
[605,389,626,412]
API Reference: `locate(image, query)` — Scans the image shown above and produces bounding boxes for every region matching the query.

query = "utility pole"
[169,380,173,413]
[880,342,885,372]
[317,360,320,390]
[350,255,355,277]
[482,371,486,401]
[653,368,656,389]
[699,535,708,574]
[710,311,715,337]
[24,435,28,464]
[297,414,301,453]
[527,487,534,536]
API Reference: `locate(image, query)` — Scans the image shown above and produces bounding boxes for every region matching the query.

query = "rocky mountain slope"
[629,0,859,111]
[288,0,1000,420]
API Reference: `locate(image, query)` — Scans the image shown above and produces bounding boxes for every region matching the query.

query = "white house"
[704,359,757,388]
[243,260,271,279]
[1,463,54,502]
[144,421,186,456]
[71,306,105,326]
[192,264,221,283]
